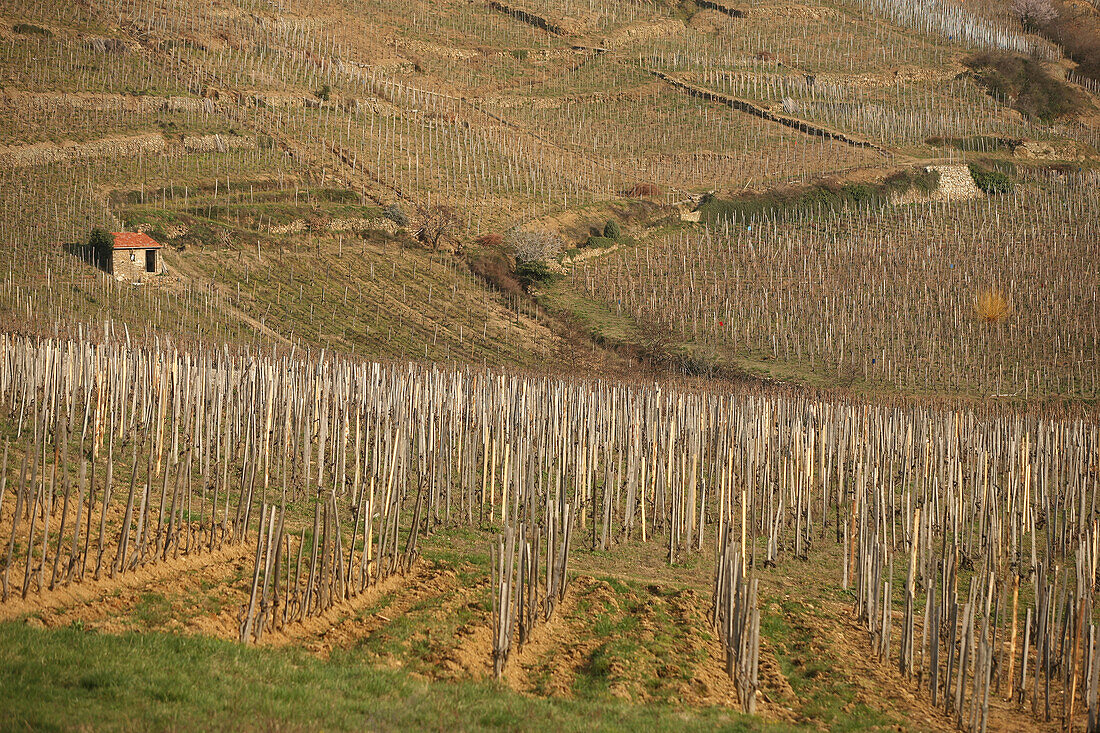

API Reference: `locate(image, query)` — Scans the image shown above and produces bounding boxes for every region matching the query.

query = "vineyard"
[0,0,1099,730]
[570,168,1100,399]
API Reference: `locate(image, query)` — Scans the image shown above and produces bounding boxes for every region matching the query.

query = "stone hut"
[110,232,164,280]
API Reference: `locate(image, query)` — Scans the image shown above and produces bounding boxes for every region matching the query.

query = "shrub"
[974,289,1012,323]
[700,170,946,226]
[603,220,621,240]
[802,185,842,209]
[968,163,1014,194]
[469,251,522,295]
[83,37,128,54]
[910,169,941,193]
[625,182,661,197]
[883,168,941,195]
[383,204,409,227]
[515,260,560,285]
[1040,0,1100,83]
[584,236,616,249]
[509,230,564,263]
[88,227,113,267]
[475,232,503,247]
[12,23,52,38]
[315,84,331,102]
[840,183,878,205]
[679,347,722,378]
[510,49,529,60]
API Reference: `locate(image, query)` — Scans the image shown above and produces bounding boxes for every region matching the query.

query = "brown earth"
[4,541,250,626]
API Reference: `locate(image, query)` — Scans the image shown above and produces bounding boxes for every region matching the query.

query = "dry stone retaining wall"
[891,164,981,204]
[268,217,399,235]
[0,133,166,167]
[182,133,257,153]
[0,131,255,168]
[0,91,205,114]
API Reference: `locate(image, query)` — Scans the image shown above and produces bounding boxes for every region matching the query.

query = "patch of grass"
[698,168,939,226]
[735,352,854,390]
[584,235,617,249]
[344,591,440,658]
[602,577,633,595]
[561,578,719,705]
[573,642,621,699]
[540,284,644,348]
[421,527,493,571]
[188,579,233,617]
[132,592,173,627]
[77,669,119,692]
[881,168,941,195]
[357,591,398,620]
[593,611,638,638]
[0,623,784,731]
[173,200,381,229]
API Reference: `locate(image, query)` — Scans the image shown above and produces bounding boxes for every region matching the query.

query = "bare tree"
[508,230,564,262]
[416,205,459,250]
[1012,0,1056,28]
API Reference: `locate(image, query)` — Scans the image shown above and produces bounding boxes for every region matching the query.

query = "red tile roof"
[111,232,162,250]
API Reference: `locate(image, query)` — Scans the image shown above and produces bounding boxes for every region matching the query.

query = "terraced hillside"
[1,0,1099,731]
[1,0,1097,383]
